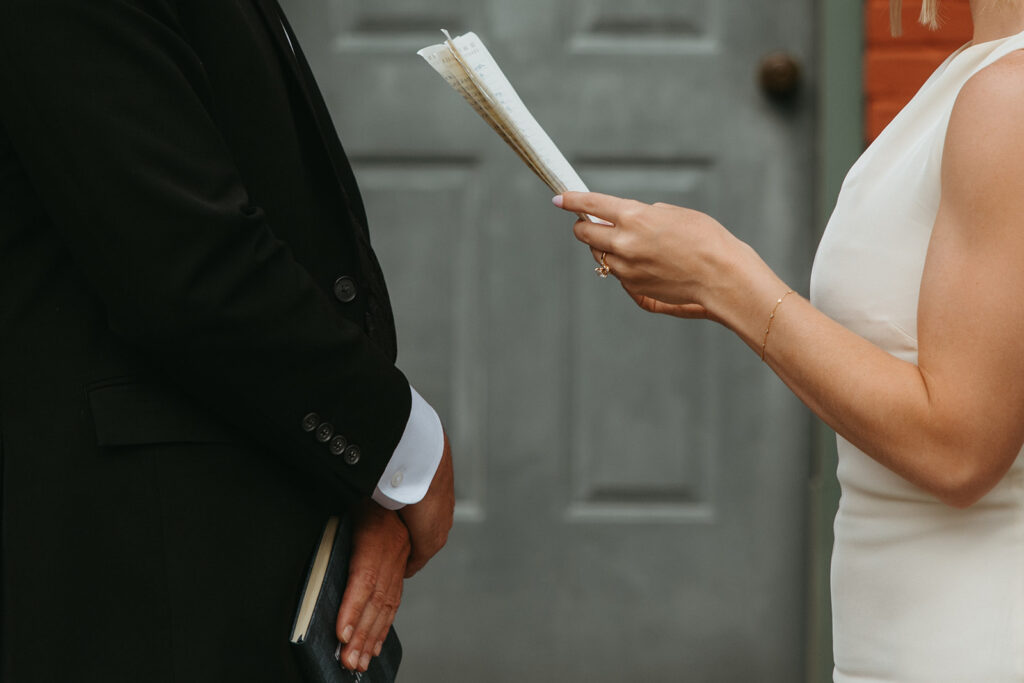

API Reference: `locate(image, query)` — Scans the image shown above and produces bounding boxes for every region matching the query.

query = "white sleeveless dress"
[810,30,1024,682]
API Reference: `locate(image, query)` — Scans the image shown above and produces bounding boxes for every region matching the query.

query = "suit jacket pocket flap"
[88,380,238,446]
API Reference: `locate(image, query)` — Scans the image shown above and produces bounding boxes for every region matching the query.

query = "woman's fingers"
[573,219,619,254]
[555,191,643,224]
[562,193,659,258]
[559,192,728,315]
[631,292,709,319]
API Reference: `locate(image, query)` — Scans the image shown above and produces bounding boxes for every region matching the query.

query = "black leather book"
[290,516,403,682]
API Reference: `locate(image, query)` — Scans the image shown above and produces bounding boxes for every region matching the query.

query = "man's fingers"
[336,563,375,646]
[363,580,402,664]
[556,191,642,224]
[397,436,454,578]
[337,549,405,672]
[335,503,410,672]
[404,552,428,579]
[342,579,399,672]
[337,563,381,670]
[402,527,443,577]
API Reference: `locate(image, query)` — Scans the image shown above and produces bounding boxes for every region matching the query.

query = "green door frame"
[807,1,864,681]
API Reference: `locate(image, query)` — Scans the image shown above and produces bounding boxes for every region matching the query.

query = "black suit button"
[301,413,320,432]
[333,276,358,303]
[316,422,334,443]
[329,434,348,456]
[343,445,361,465]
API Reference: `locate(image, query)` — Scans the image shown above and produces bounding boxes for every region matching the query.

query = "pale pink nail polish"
[551,195,563,208]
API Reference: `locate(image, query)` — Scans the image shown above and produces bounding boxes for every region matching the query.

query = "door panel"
[284,1,815,679]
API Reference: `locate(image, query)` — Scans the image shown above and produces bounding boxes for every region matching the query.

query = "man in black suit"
[0,0,453,680]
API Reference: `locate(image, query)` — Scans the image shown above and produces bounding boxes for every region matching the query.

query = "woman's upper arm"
[916,51,1024,490]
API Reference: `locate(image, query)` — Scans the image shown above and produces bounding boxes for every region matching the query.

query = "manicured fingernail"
[360,652,371,670]
[348,651,361,669]
[374,641,383,656]
[551,195,563,208]
[341,625,353,643]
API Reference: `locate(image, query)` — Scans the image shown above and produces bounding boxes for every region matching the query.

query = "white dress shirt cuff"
[371,385,444,510]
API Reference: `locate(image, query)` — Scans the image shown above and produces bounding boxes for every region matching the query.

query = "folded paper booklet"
[418,30,590,199]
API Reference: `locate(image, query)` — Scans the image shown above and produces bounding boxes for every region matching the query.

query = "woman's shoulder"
[941,48,1024,235]
[954,48,1024,115]
[947,50,1024,160]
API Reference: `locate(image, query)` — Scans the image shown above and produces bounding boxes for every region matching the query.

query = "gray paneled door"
[284,1,816,680]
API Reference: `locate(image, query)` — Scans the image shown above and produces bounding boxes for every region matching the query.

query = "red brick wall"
[864,0,973,141]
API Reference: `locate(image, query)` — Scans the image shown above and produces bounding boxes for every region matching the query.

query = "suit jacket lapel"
[252,0,369,230]
[251,0,400,360]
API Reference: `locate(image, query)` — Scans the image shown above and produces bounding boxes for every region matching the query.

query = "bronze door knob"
[759,52,802,99]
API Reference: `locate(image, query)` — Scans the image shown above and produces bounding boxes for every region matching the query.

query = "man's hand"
[336,500,410,673]
[398,430,454,577]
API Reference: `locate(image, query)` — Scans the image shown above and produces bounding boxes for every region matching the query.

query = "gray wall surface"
[282,0,836,680]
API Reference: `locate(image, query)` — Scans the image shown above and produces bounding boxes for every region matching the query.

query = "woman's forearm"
[714,246,1008,508]
[558,94,1024,507]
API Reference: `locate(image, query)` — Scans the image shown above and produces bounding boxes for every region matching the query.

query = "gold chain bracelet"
[760,289,796,362]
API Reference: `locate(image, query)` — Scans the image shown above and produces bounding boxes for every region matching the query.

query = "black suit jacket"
[0,1,413,679]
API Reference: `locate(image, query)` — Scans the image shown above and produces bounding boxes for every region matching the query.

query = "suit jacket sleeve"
[0,0,411,498]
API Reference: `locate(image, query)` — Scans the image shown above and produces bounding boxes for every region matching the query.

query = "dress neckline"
[952,25,1024,61]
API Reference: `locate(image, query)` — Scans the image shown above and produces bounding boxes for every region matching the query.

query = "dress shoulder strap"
[974,28,1024,72]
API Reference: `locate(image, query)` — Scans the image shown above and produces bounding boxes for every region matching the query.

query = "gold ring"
[595,252,610,278]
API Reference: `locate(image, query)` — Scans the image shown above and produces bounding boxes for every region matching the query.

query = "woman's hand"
[554,192,765,323]
[629,292,709,320]
[550,58,1024,509]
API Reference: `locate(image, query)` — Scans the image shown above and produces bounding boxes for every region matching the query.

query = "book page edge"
[289,516,340,643]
